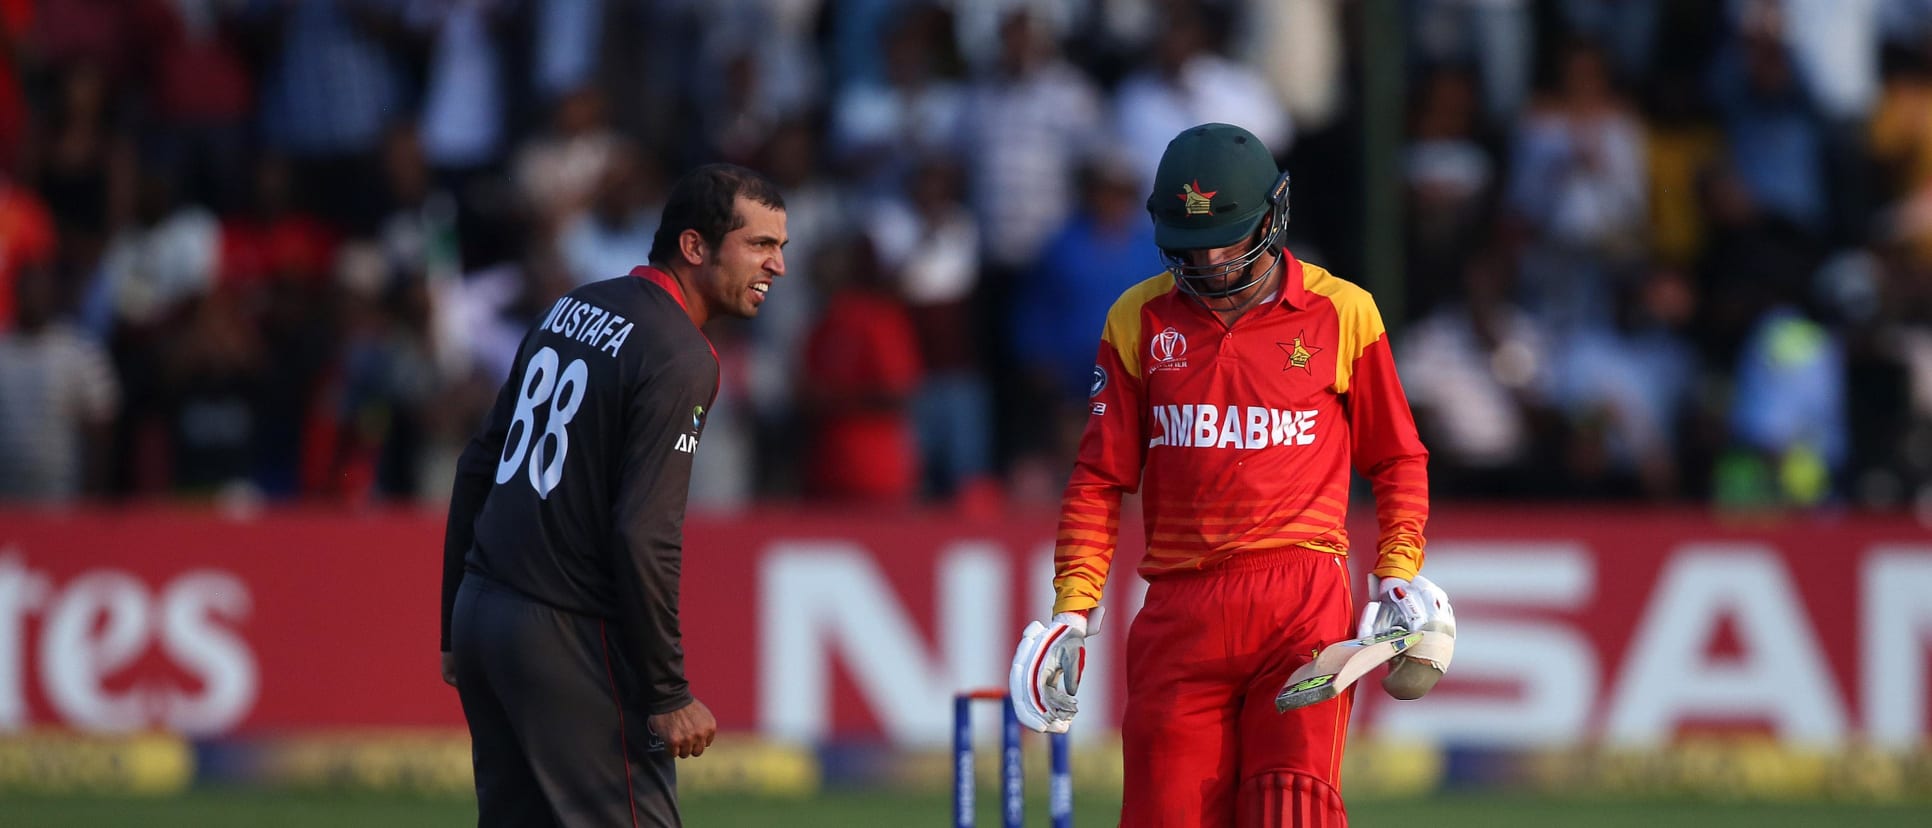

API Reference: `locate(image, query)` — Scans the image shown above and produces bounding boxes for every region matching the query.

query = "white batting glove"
[1379,577,1430,633]
[1357,574,1458,700]
[1008,608,1103,733]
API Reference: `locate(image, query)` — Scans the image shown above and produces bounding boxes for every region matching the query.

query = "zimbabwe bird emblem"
[1178,180,1217,216]
[1278,332,1322,374]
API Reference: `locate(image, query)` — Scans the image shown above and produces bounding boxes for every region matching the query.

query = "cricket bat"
[1274,628,1423,713]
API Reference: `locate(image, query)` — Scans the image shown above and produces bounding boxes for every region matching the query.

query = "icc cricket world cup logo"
[1151,326,1182,364]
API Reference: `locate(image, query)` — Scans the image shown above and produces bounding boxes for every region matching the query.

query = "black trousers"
[452,575,678,827]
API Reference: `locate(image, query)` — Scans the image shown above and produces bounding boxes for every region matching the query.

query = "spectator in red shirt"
[799,234,923,503]
[0,175,56,329]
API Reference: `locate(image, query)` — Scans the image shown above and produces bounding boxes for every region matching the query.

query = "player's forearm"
[440,452,494,650]
[1365,453,1428,580]
[1050,481,1123,614]
[1347,335,1430,579]
[1355,396,1429,579]
[627,608,694,715]
[617,523,694,714]
[442,353,524,649]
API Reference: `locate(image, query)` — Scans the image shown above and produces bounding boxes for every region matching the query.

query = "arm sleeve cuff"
[648,690,696,716]
[1052,596,1100,615]
[1371,544,1424,582]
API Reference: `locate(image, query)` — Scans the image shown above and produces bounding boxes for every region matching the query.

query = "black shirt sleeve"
[440,348,524,651]
[611,348,718,714]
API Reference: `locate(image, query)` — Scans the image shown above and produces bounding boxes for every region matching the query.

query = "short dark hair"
[649,163,786,264]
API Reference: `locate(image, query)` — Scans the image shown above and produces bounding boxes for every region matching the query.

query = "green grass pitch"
[0,790,1927,827]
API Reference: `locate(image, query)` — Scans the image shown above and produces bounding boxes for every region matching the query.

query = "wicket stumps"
[952,688,1072,828]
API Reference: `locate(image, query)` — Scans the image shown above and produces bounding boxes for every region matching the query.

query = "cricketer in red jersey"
[1008,124,1431,827]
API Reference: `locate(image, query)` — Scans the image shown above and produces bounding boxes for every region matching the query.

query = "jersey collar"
[631,265,693,316]
[631,265,717,357]
[1276,248,1311,310]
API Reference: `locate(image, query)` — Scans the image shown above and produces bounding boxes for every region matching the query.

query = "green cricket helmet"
[1146,123,1291,299]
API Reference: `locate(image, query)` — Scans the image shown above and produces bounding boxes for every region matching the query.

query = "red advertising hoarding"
[0,506,1926,749]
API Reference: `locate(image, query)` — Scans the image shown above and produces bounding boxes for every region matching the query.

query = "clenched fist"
[648,699,717,758]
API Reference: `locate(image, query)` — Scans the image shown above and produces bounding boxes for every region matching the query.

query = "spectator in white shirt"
[1114,4,1291,176]
[0,264,120,502]
[559,143,664,286]
[959,9,1103,273]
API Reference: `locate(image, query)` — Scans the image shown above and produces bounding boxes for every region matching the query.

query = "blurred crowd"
[2,0,1931,515]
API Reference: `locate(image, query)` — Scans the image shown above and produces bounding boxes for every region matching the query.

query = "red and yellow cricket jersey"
[1052,251,1429,614]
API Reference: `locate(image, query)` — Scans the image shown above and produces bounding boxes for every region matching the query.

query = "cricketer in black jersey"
[440,164,785,827]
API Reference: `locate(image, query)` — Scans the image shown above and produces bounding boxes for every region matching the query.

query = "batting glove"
[1358,575,1458,700]
[1008,608,1103,733]
[1379,577,1430,634]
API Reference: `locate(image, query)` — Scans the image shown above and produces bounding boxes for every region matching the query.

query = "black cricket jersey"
[441,266,717,714]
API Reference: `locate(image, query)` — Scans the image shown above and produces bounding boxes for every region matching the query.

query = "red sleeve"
[1346,333,1430,581]
[1051,278,1166,614]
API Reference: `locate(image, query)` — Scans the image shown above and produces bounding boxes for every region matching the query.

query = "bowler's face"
[705,198,788,320]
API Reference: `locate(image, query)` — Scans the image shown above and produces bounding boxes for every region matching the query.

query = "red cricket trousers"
[1120,547,1355,828]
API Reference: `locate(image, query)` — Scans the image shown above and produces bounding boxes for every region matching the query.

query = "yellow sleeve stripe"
[1101,272,1175,380]
[1056,529,1115,544]
[1299,263,1385,396]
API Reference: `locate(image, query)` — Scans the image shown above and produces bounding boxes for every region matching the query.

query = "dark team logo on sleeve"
[676,405,706,454]
[1090,365,1108,398]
